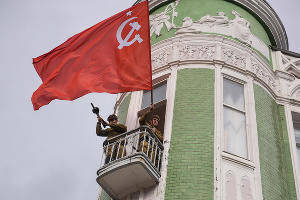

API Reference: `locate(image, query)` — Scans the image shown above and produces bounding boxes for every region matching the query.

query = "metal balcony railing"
[97,126,164,174]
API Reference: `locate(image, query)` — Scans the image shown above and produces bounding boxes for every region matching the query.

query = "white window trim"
[221,74,252,161]
[215,68,263,200]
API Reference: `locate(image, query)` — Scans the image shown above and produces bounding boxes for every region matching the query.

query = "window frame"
[140,80,167,111]
[221,75,251,161]
[292,112,300,169]
[287,109,300,199]
[137,75,170,136]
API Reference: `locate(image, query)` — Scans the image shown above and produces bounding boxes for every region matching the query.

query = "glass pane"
[295,128,300,144]
[224,106,248,159]
[294,122,300,144]
[223,79,245,110]
[141,82,167,109]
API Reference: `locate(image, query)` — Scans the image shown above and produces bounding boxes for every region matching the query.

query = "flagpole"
[145,0,154,107]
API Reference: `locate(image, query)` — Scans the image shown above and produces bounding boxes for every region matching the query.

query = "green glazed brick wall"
[150,0,271,46]
[254,85,297,200]
[279,106,298,200]
[117,94,131,124]
[100,190,112,200]
[165,68,215,200]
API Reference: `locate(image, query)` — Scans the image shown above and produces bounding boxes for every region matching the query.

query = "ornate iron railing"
[99,126,164,172]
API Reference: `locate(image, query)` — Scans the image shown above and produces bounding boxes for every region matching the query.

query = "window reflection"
[223,79,245,110]
[223,78,248,159]
[141,82,167,109]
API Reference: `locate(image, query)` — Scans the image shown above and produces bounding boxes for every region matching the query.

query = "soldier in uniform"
[96,114,127,164]
[139,104,163,163]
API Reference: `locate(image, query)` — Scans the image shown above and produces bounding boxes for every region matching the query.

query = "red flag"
[32,1,152,110]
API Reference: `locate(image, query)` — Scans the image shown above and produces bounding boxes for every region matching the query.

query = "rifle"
[91,103,108,127]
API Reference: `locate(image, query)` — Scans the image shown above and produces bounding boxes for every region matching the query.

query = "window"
[139,81,167,135]
[141,81,167,109]
[223,78,248,159]
[292,112,300,169]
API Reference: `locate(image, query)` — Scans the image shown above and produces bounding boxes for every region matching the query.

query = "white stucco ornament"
[149,0,180,37]
[175,10,269,59]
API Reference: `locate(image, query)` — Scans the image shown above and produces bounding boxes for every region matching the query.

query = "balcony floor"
[96,153,160,200]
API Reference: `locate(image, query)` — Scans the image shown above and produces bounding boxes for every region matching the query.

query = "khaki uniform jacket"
[139,109,163,142]
[96,122,127,141]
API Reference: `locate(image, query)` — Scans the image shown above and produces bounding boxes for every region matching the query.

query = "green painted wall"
[150,0,271,46]
[254,85,297,200]
[117,94,131,124]
[165,69,215,200]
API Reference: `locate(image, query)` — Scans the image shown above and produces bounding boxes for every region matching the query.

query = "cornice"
[148,0,289,50]
[150,33,300,106]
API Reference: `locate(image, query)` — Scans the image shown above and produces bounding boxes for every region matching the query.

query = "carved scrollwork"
[152,49,171,69]
[225,171,237,200]
[241,176,253,200]
[178,44,216,60]
[250,59,279,94]
[222,47,246,68]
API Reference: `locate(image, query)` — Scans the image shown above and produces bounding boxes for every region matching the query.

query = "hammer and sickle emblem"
[117,17,143,50]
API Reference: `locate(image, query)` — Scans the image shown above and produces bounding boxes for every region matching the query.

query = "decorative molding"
[150,34,287,103]
[241,176,254,200]
[152,47,172,70]
[273,51,300,101]
[221,152,256,170]
[175,10,269,59]
[225,171,237,200]
[280,53,300,78]
[249,59,279,94]
[221,46,246,69]
[149,0,180,37]
[178,44,216,61]
[148,0,288,50]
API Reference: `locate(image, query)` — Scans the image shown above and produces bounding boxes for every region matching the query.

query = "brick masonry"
[164,68,215,200]
[254,84,297,200]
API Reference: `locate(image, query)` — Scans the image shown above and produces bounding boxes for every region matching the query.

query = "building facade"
[97,0,300,199]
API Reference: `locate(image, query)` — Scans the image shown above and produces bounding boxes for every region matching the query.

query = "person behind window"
[96,114,127,164]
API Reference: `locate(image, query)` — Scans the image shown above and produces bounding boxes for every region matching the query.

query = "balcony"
[96,126,164,200]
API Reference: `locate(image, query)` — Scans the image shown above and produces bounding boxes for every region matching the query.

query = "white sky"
[0,0,299,200]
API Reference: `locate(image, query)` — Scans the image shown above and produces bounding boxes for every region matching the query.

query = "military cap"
[107,114,118,122]
[152,115,160,121]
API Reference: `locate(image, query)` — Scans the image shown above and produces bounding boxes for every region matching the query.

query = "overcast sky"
[0,0,299,200]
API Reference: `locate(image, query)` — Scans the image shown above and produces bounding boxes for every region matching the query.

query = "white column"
[214,63,222,200]
[156,65,178,200]
[126,91,143,130]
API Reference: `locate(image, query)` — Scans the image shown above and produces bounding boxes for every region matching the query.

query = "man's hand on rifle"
[97,115,108,127]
